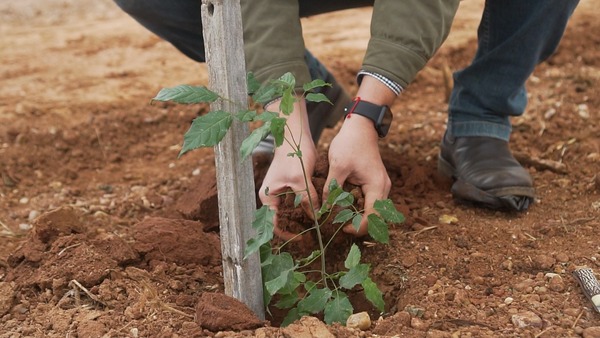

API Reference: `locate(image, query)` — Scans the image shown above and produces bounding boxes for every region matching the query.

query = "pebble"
[410,317,429,331]
[548,275,565,292]
[583,326,600,338]
[192,168,201,176]
[555,252,569,263]
[514,279,534,293]
[511,311,543,329]
[28,210,40,221]
[346,312,371,330]
[504,297,514,305]
[18,223,31,231]
[533,255,556,270]
[19,197,29,204]
[501,259,513,271]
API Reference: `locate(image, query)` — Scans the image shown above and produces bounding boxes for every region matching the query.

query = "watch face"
[376,106,393,137]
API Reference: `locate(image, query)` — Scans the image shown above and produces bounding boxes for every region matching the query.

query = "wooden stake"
[200,0,264,319]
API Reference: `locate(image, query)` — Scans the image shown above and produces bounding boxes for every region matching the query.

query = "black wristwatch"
[344,99,393,138]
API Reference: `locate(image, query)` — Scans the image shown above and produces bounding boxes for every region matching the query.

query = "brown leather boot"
[438,133,535,211]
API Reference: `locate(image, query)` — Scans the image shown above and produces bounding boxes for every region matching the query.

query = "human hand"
[259,99,319,241]
[324,114,391,237]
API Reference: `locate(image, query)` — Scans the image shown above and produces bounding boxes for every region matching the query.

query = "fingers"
[343,178,391,238]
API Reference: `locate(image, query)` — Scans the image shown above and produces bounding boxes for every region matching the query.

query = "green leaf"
[297,288,332,314]
[304,281,316,293]
[179,111,232,157]
[259,243,274,267]
[240,123,271,161]
[374,199,405,223]
[333,191,354,208]
[277,72,296,88]
[305,92,331,104]
[280,87,295,115]
[257,110,278,122]
[264,253,295,295]
[294,193,303,208]
[270,117,287,147]
[244,205,275,258]
[328,178,341,192]
[296,250,321,267]
[275,290,300,309]
[367,214,389,244]
[333,209,355,224]
[351,214,362,231]
[252,83,280,104]
[236,109,257,122]
[323,291,353,325]
[152,85,219,104]
[344,244,361,269]
[281,307,303,327]
[303,79,330,92]
[246,72,261,95]
[280,271,306,295]
[362,277,385,312]
[339,263,369,289]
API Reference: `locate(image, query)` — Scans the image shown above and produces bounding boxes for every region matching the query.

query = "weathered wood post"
[200,0,265,319]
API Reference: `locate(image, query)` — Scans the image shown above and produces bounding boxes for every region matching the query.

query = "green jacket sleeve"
[363,0,460,88]
[241,0,312,87]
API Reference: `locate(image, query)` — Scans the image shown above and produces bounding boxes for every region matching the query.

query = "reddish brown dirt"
[1,1,600,337]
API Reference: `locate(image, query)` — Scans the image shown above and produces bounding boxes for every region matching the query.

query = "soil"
[1,1,600,337]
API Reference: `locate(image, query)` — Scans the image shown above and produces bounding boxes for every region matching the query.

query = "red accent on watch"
[346,96,361,119]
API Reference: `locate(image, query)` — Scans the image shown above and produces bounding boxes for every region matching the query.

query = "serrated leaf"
[275,290,300,309]
[367,214,389,244]
[179,111,232,157]
[236,109,257,122]
[374,199,405,223]
[257,110,278,122]
[244,205,275,258]
[333,191,354,208]
[362,277,385,312]
[339,263,369,289]
[305,92,331,104]
[259,243,274,267]
[351,214,362,231]
[324,291,353,325]
[279,271,305,295]
[281,307,303,327]
[296,250,321,267]
[263,253,295,295]
[270,117,287,147]
[277,72,296,88]
[280,88,295,115]
[344,244,361,269]
[333,209,355,224]
[153,85,219,104]
[240,123,271,161]
[303,79,330,92]
[297,288,332,314]
[252,83,279,104]
[246,72,261,95]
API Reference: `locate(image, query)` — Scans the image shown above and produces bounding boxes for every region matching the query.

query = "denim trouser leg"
[114,0,371,77]
[448,0,579,141]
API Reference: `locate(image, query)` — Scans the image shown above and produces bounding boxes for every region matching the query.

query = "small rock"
[548,275,565,292]
[555,252,569,263]
[439,214,458,225]
[511,311,543,329]
[346,312,371,330]
[504,297,514,305]
[426,329,452,338]
[28,210,40,221]
[402,255,418,268]
[19,197,29,204]
[283,316,334,338]
[513,279,534,293]
[0,282,16,316]
[410,317,429,331]
[583,326,600,338]
[19,223,32,231]
[533,255,555,270]
[501,259,513,271]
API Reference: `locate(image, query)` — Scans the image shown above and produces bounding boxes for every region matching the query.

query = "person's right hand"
[258,98,320,241]
[324,113,391,238]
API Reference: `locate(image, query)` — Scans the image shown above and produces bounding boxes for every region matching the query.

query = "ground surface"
[1,1,600,337]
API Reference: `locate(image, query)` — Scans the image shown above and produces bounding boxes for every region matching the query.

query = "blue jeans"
[448,0,579,141]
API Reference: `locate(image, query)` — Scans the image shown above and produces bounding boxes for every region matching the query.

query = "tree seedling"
[152,72,405,325]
